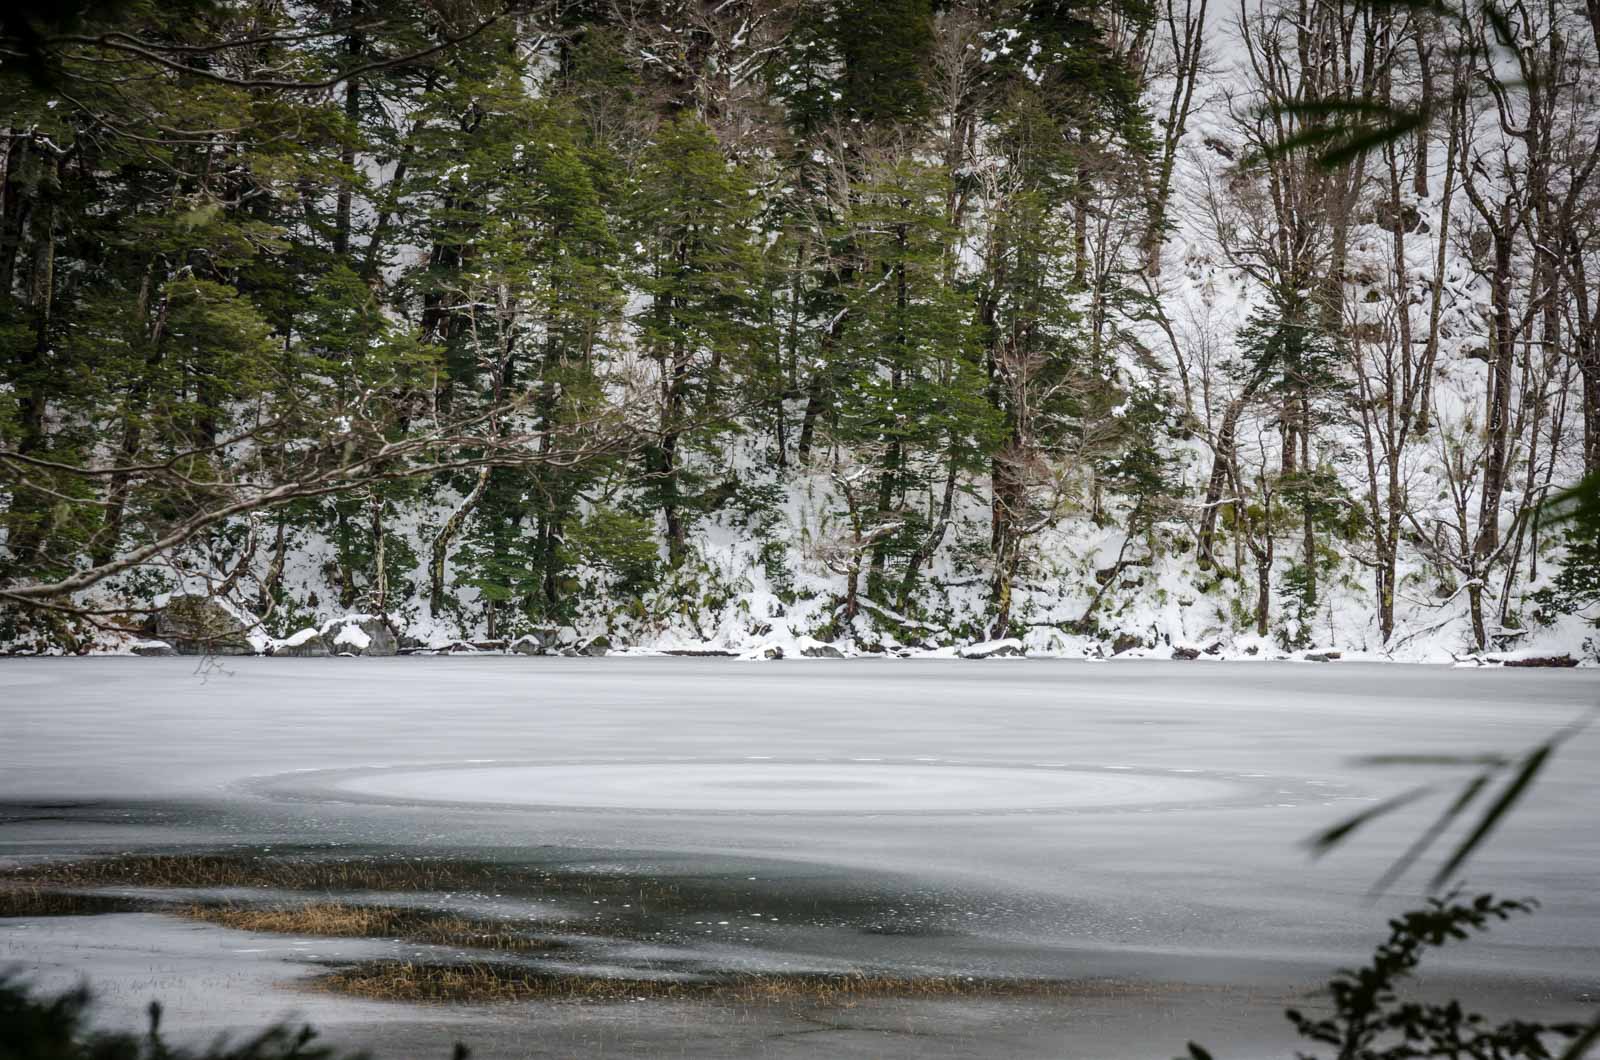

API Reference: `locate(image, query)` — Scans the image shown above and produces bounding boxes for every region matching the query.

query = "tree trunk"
[333,19,361,258]
[1467,578,1487,652]
[0,134,36,299]
[897,447,958,611]
[990,534,1018,642]
[1475,217,1516,561]
[430,466,491,616]
[1300,420,1316,611]
[96,270,171,568]
[369,491,386,616]
[258,517,288,618]
[1198,395,1250,570]
[1255,539,1273,636]
[1582,334,1600,472]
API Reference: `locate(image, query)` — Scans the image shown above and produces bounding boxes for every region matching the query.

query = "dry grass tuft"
[313,960,1089,1005]
[181,902,564,953]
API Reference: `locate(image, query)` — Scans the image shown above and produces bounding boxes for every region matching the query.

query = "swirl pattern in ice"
[248,757,1319,816]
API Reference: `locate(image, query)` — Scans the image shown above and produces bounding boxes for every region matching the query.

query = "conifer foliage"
[1,0,1596,654]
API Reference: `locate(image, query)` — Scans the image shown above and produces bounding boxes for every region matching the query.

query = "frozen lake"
[2,658,1596,1057]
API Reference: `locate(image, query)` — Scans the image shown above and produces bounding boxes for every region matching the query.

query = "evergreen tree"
[627,114,762,568]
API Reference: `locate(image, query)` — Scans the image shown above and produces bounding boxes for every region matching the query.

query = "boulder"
[274,628,328,657]
[800,642,846,659]
[578,635,611,658]
[131,641,178,657]
[959,638,1025,659]
[1304,651,1342,663]
[1172,646,1201,661]
[1110,633,1146,656]
[320,615,397,657]
[148,595,254,656]
[512,628,561,655]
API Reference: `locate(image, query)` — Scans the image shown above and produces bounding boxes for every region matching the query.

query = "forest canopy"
[1,0,1596,659]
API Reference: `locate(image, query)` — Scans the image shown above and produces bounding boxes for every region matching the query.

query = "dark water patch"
[0,884,143,917]
[4,847,964,948]
[0,799,236,829]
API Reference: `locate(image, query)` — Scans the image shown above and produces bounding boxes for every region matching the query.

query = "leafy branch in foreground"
[1304,709,1595,897]
[1182,893,1585,1060]
[0,973,468,1059]
[1304,481,1599,894]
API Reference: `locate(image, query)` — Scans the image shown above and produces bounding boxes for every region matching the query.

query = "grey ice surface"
[1,657,1597,1058]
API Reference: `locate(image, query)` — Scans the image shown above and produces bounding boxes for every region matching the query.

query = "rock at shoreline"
[320,615,397,657]
[511,628,561,655]
[959,639,1025,659]
[1111,633,1146,656]
[148,596,254,656]
[273,628,328,657]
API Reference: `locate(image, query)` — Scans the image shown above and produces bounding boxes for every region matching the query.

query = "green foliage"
[1535,478,1600,626]
[0,974,463,1059]
[1288,894,1578,1060]
[1531,526,1600,625]
[1278,562,1318,649]
[566,505,661,596]
[627,113,764,561]
[1184,894,1584,1060]
[1234,292,1343,399]
[833,0,935,124]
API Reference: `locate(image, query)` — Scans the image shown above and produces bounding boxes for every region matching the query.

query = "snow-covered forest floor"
[4,1,1598,662]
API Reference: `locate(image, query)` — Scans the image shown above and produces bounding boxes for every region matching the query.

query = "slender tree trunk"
[95,258,171,569]
[0,133,35,299]
[258,516,288,617]
[333,12,362,258]
[1255,539,1273,636]
[1476,216,1516,562]
[897,445,958,611]
[1198,393,1253,570]
[1300,416,1316,611]
[1581,334,1600,472]
[990,534,1019,642]
[1467,578,1487,652]
[369,491,386,616]
[430,466,491,616]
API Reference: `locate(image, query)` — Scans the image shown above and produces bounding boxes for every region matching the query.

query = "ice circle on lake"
[267,759,1290,816]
